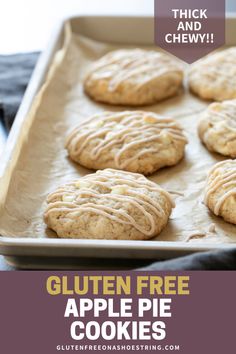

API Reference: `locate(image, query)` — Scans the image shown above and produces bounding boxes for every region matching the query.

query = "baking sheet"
[0,22,235,245]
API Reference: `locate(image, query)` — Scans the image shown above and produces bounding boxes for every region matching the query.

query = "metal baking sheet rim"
[1,14,236,261]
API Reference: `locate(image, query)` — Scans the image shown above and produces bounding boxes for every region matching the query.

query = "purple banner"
[0,271,235,353]
[154,0,225,63]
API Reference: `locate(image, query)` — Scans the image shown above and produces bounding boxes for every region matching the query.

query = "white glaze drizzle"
[208,223,216,233]
[185,223,218,242]
[204,160,236,215]
[193,48,236,83]
[65,111,187,169]
[208,100,236,131]
[86,49,182,92]
[45,169,174,236]
[185,232,206,242]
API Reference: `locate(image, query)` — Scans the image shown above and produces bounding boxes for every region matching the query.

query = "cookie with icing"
[65,111,188,175]
[204,160,236,224]
[198,100,236,158]
[44,169,174,240]
[84,49,184,105]
[189,47,236,101]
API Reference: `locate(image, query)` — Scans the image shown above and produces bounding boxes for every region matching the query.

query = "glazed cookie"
[44,169,174,240]
[204,160,236,224]
[188,47,236,101]
[65,111,188,175]
[198,100,236,158]
[84,49,184,105]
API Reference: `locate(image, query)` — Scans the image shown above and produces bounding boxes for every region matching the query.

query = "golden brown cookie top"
[189,47,236,101]
[198,100,236,158]
[204,160,236,223]
[65,111,188,175]
[44,169,174,239]
[84,49,183,105]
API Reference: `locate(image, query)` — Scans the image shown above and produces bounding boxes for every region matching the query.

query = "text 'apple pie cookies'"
[44,169,174,240]
[84,49,184,106]
[65,111,188,175]
[198,100,236,158]
[204,160,236,225]
[188,47,236,101]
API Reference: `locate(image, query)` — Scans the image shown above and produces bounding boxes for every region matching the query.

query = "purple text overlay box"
[154,0,225,63]
[0,271,235,353]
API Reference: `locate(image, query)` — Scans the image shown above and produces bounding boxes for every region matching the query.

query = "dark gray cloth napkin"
[1,52,236,270]
[0,52,39,130]
[140,249,236,270]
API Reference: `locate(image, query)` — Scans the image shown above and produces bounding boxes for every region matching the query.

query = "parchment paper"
[0,22,236,244]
